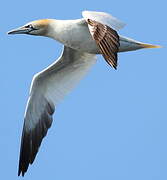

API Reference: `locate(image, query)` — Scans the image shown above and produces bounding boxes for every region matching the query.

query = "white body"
[46,19,146,54]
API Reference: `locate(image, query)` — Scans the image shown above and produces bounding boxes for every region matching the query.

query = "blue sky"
[1,0,166,179]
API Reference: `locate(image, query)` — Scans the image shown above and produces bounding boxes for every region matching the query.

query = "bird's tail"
[140,43,162,49]
[119,36,162,52]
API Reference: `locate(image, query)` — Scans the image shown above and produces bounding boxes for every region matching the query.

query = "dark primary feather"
[87,19,120,69]
[18,100,55,176]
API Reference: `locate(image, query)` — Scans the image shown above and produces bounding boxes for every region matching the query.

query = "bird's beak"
[7,26,30,35]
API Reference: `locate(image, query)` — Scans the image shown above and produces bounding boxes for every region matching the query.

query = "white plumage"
[7,10,160,176]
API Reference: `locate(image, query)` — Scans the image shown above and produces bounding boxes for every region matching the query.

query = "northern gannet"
[7,11,160,176]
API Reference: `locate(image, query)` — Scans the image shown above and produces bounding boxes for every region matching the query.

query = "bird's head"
[7,19,52,36]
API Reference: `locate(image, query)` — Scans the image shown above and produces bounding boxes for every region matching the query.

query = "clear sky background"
[1,0,166,179]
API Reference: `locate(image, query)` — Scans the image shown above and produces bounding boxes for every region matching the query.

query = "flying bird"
[8,11,160,176]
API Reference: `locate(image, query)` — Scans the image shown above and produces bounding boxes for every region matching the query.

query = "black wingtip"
[18,168,25,177]
[18,171,25,177]
[17,100,55,177]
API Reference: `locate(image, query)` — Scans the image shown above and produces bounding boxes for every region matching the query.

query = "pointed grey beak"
[7,26,30,35]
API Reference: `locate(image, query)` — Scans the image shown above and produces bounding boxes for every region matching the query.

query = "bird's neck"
[46,19,75,44]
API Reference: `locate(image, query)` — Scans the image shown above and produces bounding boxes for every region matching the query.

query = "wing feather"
[18,46,96,176]
[86,19,120,69]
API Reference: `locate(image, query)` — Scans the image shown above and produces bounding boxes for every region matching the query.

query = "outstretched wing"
[86,18,120,69]
[18,46,96,176]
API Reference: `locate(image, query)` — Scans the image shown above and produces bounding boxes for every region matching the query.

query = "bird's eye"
[24,24,33,29]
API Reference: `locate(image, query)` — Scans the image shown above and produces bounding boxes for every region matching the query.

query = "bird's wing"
[18,46,96,176]
[83,17,120,69]
[82,10,125,31]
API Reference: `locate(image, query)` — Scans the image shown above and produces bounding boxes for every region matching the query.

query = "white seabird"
[8,10,160,176]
